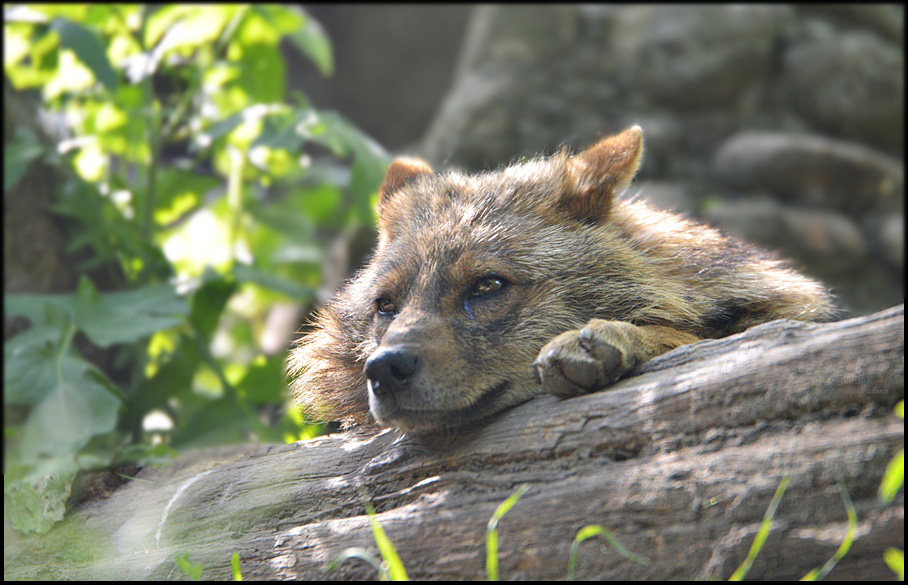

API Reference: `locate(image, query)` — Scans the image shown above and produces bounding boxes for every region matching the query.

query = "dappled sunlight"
[162,208,233,275]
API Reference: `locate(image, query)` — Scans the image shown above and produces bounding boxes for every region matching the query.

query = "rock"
[875,214,905,270]
[783,31,904,153]
[421,72,518,169]
[712,132,904,214]
[795,5,904,44]
[632,181,695,216]
[416,6,904,315]
[453,5,578,79]
[701,197,867,278]
[609,5,788,110]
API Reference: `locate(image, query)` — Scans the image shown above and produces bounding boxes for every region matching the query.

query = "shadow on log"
[4,305,904,580]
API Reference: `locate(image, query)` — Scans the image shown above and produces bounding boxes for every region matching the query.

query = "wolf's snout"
[365,346,419,398]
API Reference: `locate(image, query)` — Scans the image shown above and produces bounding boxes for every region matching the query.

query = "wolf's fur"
[288,126,838,434]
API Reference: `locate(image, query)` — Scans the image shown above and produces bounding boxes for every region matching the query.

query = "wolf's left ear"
[562,125,643,221]
[378,157,434,211]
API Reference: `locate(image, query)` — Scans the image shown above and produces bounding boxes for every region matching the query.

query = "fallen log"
[4,305,904,580]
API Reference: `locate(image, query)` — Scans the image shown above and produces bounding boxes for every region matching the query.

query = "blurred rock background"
[294,4,903,316]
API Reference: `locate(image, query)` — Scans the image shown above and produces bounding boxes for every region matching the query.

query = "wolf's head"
[291,126,646,434]
[357,127,647,433]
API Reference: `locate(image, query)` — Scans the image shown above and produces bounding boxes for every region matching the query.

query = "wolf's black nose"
[365,346,419,397]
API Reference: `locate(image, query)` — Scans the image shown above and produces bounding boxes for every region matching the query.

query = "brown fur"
[288,126,838,434]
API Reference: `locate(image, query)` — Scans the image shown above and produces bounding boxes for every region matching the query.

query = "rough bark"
[4,305,904,580]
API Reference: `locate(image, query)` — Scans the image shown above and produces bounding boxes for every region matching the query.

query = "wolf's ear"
[378,157,434,211]
[561,125,643,221]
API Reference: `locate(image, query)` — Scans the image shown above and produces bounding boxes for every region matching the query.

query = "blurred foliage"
[3,4,389,533]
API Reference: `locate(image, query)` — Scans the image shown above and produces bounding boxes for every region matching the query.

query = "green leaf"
[315,113,389,225]
[51,18,117,92]
[884,548,904,580]
[248,6,332,76]
[237,354,287,403]
[152,6,237,58]
[232,264,316,301]
[176,553,204,581]
[30,5,88,22]
[205,112,245,142]
[4,300,77,406]
[4,473,76,535]
[237,43,284,103]
[251,112,305,152]
[4,292,74,327]
[4,128,44,193]
[82,5,118,29]
[171,396,249,448]
[5,338,85,407]
[131,335,202,419]
[20,360,120,460]
[73,277,189,347]
[190,272,239,342]
[144,5,194,49]
[245,193,316,241]
[153,169,221,225]
[285,8,333,76]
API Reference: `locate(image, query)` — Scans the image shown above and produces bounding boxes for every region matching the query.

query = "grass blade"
[567,524,650,580]
[800,481,857,581]
[486,484,529,581]
[729,475,789,581]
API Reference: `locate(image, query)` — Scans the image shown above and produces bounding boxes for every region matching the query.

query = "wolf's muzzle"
[365,345,420,399]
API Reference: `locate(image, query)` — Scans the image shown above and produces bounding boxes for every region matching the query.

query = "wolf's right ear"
[378,157,434,212]
[561,125,643,222]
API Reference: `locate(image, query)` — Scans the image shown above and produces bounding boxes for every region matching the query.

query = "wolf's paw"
[533,320,639,398]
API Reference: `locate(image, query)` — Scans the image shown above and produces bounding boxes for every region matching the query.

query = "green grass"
[729,475,790,581]
[486,484,529,581]
[323,472,879,580]
[800,481,857,581]
[231,552,243,581]
[567,524,650,580]
[729,476,863,581]
[327,489,408,580]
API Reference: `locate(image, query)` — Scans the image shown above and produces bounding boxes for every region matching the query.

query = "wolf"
[288,126,838,435]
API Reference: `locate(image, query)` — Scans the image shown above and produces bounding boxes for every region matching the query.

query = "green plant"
[728,476,863,581]
[729,475,789,581]
[4,4,388,534]
[327,490,409,580]
[486,484,529,581]
[800,481,857,580]
[566,524,649,580]
[176,552,204,580]
[231,551,243,581]
[879,401,904,579]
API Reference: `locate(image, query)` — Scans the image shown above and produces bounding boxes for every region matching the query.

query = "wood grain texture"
[4,305,903,580]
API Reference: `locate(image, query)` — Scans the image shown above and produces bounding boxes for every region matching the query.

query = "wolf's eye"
[376,297,397,315]
[469,275,507,299]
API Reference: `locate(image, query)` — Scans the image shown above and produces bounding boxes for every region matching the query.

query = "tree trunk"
[4,305,904,580]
